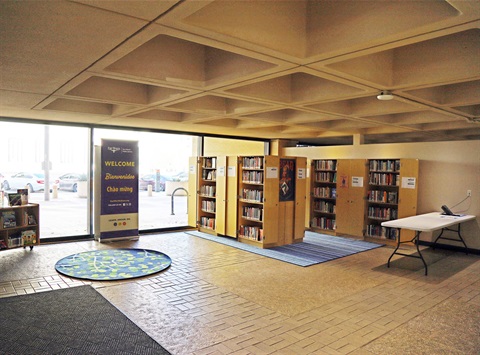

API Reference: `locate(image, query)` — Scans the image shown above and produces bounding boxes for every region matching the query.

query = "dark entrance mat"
[0,285,171,354]
[55,248,172,281]
[188,230,383,266]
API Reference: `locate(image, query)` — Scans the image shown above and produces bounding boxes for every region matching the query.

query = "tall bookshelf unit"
[311,159,337,234]
[237,155,306,249]
[0,203,40,251]
[198,156,217,232]
[365,159,419,244]
[237,156,277,248]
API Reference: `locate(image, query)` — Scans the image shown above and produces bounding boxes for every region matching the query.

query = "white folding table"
[381,212,476,275]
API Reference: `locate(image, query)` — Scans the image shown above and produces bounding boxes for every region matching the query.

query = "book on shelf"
[8,193,22,206]
[21,229,37,246]
[24,212,37,225]
[8,234,22,248]
[2,210,16,228]
[17,188,29,205]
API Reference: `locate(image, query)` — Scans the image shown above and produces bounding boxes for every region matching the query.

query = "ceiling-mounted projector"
[377,91,394,100]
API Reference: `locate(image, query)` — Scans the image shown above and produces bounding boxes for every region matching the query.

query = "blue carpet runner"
[187,230,383,267]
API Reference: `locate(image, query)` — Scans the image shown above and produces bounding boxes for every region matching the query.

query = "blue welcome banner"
[98,139,139,241]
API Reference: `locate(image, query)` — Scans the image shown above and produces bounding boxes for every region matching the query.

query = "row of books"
[4,229,37,248]
[241,188,263,202]
[202,169,216,181]
[368,190,398,204]
[242,157,263,169]
[2,210,37,229]
[199,217,215,229]
[312,187,337,199]
[313,201,336,214]
[242,171,263,184]
[199,185,216,197]
[241,206,263,221]
[201,200,215,213]
[312,217,336,230]
[314,172,337,183]
[366,225,399,240]
[314,160,337,171]
[369,173,399,186]
[239,225,263,241]
[203,157,216,168]
[369,159,401,172]
[367,206,398,220]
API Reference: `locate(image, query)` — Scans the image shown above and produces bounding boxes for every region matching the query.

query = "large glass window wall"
[1,121,196,240]
[94,128,193,231]
[1,120,264,241]
[0,122,90,238]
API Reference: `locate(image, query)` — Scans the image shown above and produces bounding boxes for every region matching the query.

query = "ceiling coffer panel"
[179,0,459,59]
[104,35,277,87]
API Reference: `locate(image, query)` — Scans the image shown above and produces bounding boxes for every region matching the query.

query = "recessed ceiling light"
[377,91,394,100]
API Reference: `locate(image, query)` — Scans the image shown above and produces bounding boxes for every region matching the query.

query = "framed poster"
[279,159,295,202]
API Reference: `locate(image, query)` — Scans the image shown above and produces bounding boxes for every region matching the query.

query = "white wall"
[284,140,480,250]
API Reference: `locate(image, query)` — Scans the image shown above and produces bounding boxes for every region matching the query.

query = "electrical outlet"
[467,190,472,197]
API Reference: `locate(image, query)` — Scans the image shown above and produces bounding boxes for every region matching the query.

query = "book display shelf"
[0,203,39,251]
[237,155,306,248]
[197,157,218,233]
[311,159,337,234]
[365,159,419,244]
[237,156,273,247]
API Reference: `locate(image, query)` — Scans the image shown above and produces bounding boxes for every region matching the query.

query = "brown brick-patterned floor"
[1,231,479,354]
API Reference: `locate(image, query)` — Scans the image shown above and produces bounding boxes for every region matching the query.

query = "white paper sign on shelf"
[351,176,363,187]
[189,165,195,174]
[297,168,306,179]
[266,167,278,179]
[227,166,236,177]
[402,177,416,189]
[218,166,225,177]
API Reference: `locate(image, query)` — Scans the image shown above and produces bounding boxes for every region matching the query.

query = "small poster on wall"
[279,159,295,202]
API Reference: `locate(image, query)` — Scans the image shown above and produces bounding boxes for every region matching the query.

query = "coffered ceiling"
[1,0,479,145]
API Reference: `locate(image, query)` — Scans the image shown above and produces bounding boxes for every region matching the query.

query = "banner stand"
[94,139,139,242]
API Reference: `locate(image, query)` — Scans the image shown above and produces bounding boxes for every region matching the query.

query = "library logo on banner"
[108,146,121,153]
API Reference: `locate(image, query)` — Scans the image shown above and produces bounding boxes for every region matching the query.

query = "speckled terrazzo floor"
[1,231,479,354]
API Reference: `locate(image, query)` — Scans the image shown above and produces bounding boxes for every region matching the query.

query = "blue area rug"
[187,231,383,267]
[55,248,172,280]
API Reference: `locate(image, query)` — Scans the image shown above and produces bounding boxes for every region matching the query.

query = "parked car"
[2,172,59,193]
[139,174,166,191]
[170,171,188,182]
[58,173,87,192]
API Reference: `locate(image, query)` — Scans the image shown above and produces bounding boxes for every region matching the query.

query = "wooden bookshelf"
[310,159,367,238]
[365,159,419,245]
[310,159,337,234]
[237,155,274,247]
[238,155,306,248]
[195,156,228,235]
[0,203,40,251]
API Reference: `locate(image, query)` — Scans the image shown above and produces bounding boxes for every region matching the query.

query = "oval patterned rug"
[55,248,172,281]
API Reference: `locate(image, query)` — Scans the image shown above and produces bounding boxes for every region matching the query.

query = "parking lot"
[6,189,189,239]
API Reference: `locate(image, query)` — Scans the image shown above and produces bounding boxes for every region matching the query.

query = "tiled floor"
[1,231,479,354]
